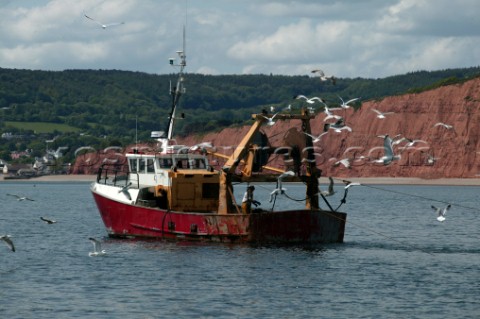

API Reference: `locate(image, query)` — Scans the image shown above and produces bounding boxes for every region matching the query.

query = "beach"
[1,174,479,185]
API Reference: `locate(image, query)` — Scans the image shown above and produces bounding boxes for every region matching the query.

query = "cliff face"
[179,78,480,178]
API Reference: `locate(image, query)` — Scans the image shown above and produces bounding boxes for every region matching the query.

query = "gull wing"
[1,235,15,252]
[89,237,102,252]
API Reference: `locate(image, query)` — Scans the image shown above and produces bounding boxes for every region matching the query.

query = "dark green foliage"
[0,66,479,164]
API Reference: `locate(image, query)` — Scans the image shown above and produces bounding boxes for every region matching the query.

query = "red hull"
[92,190,346,244]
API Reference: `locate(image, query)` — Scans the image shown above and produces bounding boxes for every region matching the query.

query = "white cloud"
[0,0,479,78]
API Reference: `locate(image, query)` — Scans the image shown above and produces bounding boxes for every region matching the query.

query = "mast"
[166,26,187,140]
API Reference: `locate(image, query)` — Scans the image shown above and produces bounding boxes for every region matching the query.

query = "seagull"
[269,171,295,202]
[422,152,439,164]
[333,158,351,169]
[40,217,57,224]
[401,138,429,148]
[431,204,451,222]
[311,69,336,85]
[372,109,394,119]
[303,131,328,143]
[190,142,213,152]
[294,95,325,104]
[434,122,453,129]
[270,106,276,113]
[261,113,279,126]
[7,194,34,201]
[283,104,293,112]
[1,235,15,252]
[337,95,360,109]
[373,135,401,165]
[323,118,352,133]
[322,104,342,122]
[88,237,106,256]
[84,13,125,29]
[343,180,361,189]
[318,177,335,196]
[118,182,132,200]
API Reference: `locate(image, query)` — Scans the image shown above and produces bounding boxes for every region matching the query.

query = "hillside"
[178,77,480,178]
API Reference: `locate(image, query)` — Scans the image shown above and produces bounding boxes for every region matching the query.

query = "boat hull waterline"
[91,185,346,244]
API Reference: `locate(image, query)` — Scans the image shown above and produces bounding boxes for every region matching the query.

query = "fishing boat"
[90,33,347,244]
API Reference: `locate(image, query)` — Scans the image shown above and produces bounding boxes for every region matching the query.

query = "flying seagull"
[373,135,401,165]
[303,131,328,144]
[323,118,352,133]
[372,109,394,119]
[294,94,325,104]
[84,13,125,29]
[88,237,106,256]
[431,204,451,222]
[311,69,336,85]
[337,95,360,109]
[261,113,279,126]
[333,158,351,169]
[1,235,15,252]
[7,194,34,201]
[343,180,361,189]
[269,171,295,202]
[40,217,57,224]
[118,183,132,200]
[322,104,342,122]
[318,177,335,196]
[434,122,453,129]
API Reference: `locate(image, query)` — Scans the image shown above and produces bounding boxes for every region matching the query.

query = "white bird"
[84,13,125,29]
[343,180,361,189]
[88,237,106,256]
[322,104,342,121]
[318,177,335,196]
[269,171,294,202]
[303,131,328,143]
[283,104,293,112]
[431,204,451,222]
[1,235,15,252]
[372,109,394,119]
[401,138,429,149]
[311,69,336,85]
[324,118,352,133]
[190,142,213,152]
[7,194,34,201]
[294,95,325,104]
[261,113,279,126]
[434,122,453,129]
[270,106,276,113]
[337,95,360,109]
[333,158,351,169]
[40,217,57,224]
[118,183,132,200]
[373,135,401,165]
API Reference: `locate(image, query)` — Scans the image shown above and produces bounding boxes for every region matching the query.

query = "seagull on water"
[311,69,336,85]
[318,177,335,196]
[373,135,401,165]
[118,183,132,200]
[337,95,360,109]
[40,217,57,224]
[294,95,325,104]
[372,109,394,119]
[1,235,15,252]
[434,122,453,129]
[84,13,125,29]
[269,171,295,202]
[303,131,328,144]
[261,113,279,126]
[7,194,34,201]
[431,204,451,222]
[88,237,106,256]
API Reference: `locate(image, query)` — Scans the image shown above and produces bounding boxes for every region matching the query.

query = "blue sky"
[0,0,479,78]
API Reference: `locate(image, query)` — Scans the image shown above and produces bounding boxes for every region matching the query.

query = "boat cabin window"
[158,158,173,168]
[129,158,137,173]
[139,159,146,172]
[146,159,155,173]
[190,158,206,169]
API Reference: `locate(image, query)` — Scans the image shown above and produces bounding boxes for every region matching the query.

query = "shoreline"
[1,174,479,186]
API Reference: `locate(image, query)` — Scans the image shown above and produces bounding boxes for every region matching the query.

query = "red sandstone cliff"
[178,78,480,179]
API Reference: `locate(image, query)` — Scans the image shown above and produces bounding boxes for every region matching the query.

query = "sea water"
[0,181,479,318]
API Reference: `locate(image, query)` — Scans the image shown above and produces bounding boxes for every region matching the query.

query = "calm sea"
[1,180,479,318]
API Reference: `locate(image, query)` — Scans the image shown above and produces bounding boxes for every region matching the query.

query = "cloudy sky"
[1,0,479,79]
